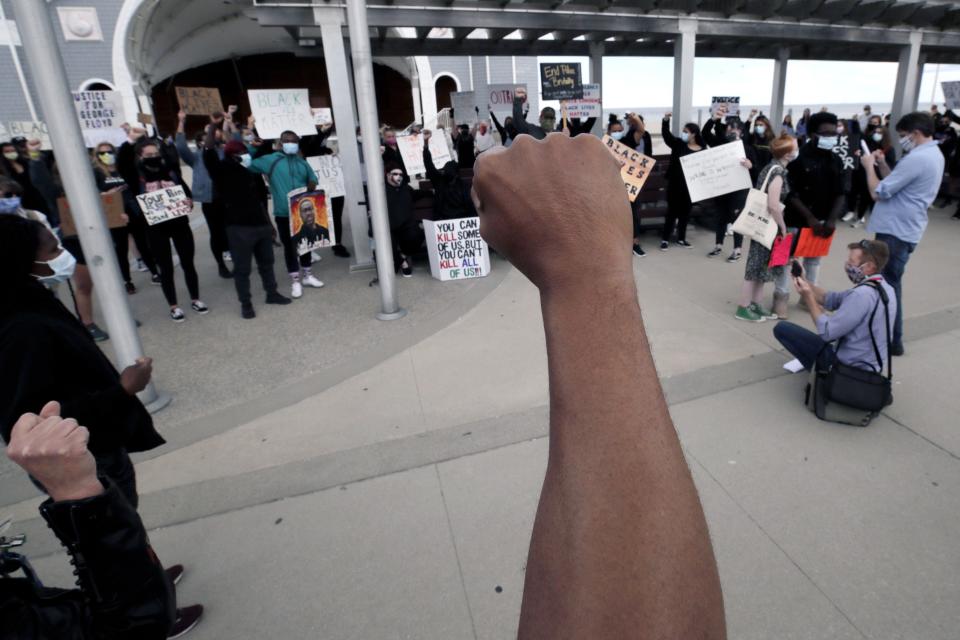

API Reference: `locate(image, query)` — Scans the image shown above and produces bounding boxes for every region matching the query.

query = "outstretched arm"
[472,136,725,640]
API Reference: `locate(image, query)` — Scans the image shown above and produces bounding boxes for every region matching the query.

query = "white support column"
[912,53,926,111]
[344,0,405,319]
[891,31,923,128]
[589,41,604,137]
[672,18,696,136]
[317,13,375,271]
[769,47,789,135]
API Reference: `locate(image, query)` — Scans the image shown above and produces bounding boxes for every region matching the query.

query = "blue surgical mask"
[243,134,255,143]
[610,131,625,141]
[817,135,838,151]
[680,132,691,143]
[755,125,766,135]
[0,196,21,213]
[239,153,252,168]
[282,142,299,155]
[34,248,77,286]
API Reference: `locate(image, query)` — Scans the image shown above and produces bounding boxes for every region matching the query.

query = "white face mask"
[282,142,299,155]
[785,150,800,162]
[899,134,916,153]
[34,247,77,285]
[872,132,883,143]
[680,132,691,143]
[239,153,252,168]
[755,125,766,135]
[610,130,625,141]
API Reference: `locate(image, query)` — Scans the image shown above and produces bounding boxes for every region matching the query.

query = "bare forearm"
[865,168,881,201]
[519,279,725,639]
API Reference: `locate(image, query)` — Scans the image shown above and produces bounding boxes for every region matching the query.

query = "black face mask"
[140,156,165,173]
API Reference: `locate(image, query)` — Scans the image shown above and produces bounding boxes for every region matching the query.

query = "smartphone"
[791,261,803,278]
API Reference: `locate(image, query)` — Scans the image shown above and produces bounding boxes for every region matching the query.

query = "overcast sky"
[539,56,960,109]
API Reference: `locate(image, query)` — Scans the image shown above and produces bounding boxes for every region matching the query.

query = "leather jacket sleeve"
[0,479,175,639]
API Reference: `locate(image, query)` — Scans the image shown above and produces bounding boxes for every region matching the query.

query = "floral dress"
[744,162,789,283]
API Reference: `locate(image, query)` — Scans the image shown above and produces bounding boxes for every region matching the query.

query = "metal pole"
[0,1,38,121]
[672,18,696,136]
[11,0,169,412]
[345,0,406,320]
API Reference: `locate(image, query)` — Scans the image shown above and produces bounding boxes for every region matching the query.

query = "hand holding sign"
[472,135,630,292]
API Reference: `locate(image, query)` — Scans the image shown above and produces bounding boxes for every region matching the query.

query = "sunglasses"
[388,172,404,177]
[1,192,18,198]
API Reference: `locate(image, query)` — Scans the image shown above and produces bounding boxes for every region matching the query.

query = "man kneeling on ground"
[773,239,896,372]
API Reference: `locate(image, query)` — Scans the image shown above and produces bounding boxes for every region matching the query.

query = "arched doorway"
[434,75,459,111]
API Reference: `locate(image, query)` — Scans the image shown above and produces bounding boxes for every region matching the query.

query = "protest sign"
[832,134,858,172]
[57,191,127,238]
[564,84,601,120]
[711,96,741,119]
[73,90,127,148]
[312,108,332,126]
[540,63,583,101]
[306,155,345,199]
[395,132,453,176]
[424,217,490,281]
[8,121,51,149]
[136,113,154,125]
[487,84,526,114]
[136,185,193,226]
[601,134,657,202]
[794,227,834,258]
[451,91,477,125]
[943,81,960,109]
[247,88,316,139]
[288,187,334,255]
[679,140,752,203]
[175,87,224,115]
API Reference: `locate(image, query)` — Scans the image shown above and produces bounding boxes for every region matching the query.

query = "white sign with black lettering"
[943,81,960,110]
[73,90,127,148]
[679,140,752,203]
[424,217,491,281]
[396,133,454,176]
[306,155,345,199]
[137,185,193,226]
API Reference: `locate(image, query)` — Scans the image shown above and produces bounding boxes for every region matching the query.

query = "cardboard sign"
[311,108,332,126]
[793,227,834,258]
[540,63,583,101]
[73,90,126,149]
[424,217,490,281]
[306,155,345,199]
[8,121,51,149]
[564,84,601,120]
[487,84,527,114]
[395,133,453,176]
[57,191,127,238]
[943,81,960,110]
[711,96,741,119]
[248,88,316,140]
[288,187,334,255]
[175,87,224,116]
[601,135,657,202]
[136,185,193,226]
[679,140,753,203]
[136,113,154,125]
[451,91,477,126]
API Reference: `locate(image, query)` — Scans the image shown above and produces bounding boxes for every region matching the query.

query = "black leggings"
[111,227,131,283]
[663,189,693,242]
[331,195,345,247]
[714,191,744,249]
[275,215,312,276]
[148,216,199,306]
[127,213,158,275]
[392,220,424,268]
[202,200,230,267]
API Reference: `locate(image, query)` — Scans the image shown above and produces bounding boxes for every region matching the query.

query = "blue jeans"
[773,321,836,371]
[875,232,916,348]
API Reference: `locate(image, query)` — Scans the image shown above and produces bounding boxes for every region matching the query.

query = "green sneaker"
[734,305,764,323]
[749,302,778,320]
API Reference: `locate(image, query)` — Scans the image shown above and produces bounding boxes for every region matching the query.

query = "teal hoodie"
[248,151,317,217]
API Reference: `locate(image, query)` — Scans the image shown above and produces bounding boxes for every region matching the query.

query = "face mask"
[98,152,115,165]
[243,134,255,143]
[0,196,21,213]
[387,173,403,187]
[141,156,164,172]
[282,142,299,155]
[610,131,625,141]
[844,262,866,285]
[872,132,883,143]
[816,135,838,151]
[34,248,77,285]
[239,153,252,168]
[680,132,691,143]
[29,150,41,160]
[899,135,916,153]
[3,151,19,161]
[785,150,800,162]
[540,118,556,131]
[755,125,766,135]
[384,137,396,147]
[726,132,740,142]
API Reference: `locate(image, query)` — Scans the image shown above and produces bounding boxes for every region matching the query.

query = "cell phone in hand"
[791,261,803,278]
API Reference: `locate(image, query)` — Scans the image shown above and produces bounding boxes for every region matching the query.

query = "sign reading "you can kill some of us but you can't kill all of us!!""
[425,217,491,281]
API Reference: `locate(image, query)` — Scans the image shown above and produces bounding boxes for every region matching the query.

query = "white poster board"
[424,217,491,281]
[311,108,332,126]
[451,91,477,125]
[564,84,601,120]
[487,84,527,114]
[943,82,960,110]
[248,89,316,139]
[679,140,752,203]
[711,96,741,119]
[73,90,126,149]
[137,185,193,226]
[396,133,454,176]
[8,121,51,149]
[306,155,346,198]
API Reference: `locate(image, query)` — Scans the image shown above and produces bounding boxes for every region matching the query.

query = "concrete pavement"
[6,205,960,639]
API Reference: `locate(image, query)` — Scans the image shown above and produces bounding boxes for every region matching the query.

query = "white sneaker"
[223,251,232,263]
[291,281,303,299]
[302,274,324,288]
[134,258,148,272]
[724,223,733,237]
[850,219,863,229]
[841,211,856,222]
[311,251,322,262]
